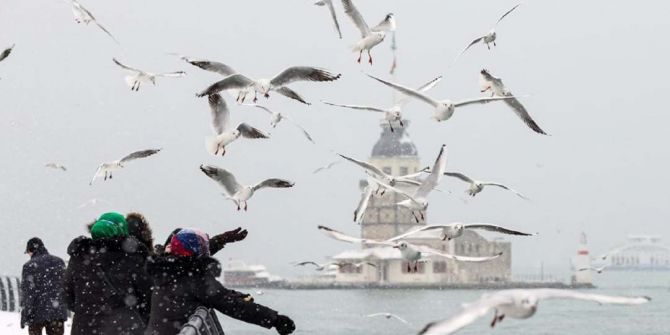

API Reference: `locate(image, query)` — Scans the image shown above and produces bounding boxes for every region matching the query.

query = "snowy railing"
[0,276,21,312]
[178,307,225,335]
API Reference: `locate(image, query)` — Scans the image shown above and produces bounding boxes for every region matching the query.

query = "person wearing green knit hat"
[90,212,129,239]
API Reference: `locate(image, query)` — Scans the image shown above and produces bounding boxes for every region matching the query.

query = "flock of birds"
[2,0,652,334]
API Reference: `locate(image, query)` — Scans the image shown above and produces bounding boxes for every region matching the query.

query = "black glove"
[274,314,295,335]
[218,227,248,244]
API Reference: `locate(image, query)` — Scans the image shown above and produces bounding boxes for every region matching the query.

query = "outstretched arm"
[209,227,248,255]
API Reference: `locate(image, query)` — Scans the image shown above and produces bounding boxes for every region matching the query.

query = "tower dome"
[371,120,418,158]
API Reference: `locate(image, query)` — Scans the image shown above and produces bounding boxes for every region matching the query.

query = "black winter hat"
[25,237,44,254]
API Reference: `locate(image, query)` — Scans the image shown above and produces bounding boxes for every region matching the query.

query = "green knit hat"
[91,212,129,239]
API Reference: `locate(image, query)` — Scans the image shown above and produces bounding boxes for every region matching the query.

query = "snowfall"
[0,311,72,334]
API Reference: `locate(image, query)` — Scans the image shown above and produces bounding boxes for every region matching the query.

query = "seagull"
[0,44,14,63]
[45,163,67,171]
[366,313,410,325]
[322,76,442,132]
[112,58,186,91]
[479,69,547,135]
[317,225,502,272]
[366,74,515,123]
[372,144,447,223]
[440,171,528,199]
[338,153,422,189]
[313,161,341,174]
[89,149,161,185]
[195,65,341,105]
[66,0,119,44]
[294,260,375,271]
[205,94,269,156]
[598,245,629,261]
[199,164,294,211]
[341,0,395,64]
[314,0,342,39]
[388,223,535,242]
[353,177,377,224]
[578,264,608,274]
[419,289,650,335]
[452,4,521,64]
[242,104,315,143]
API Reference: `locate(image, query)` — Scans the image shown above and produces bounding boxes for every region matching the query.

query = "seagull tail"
[205,137,220,156]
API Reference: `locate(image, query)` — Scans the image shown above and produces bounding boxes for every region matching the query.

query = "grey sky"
[1,0,669,278]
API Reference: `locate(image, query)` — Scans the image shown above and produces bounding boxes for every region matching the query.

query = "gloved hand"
[209,227,248,255]
[274,314,295,335]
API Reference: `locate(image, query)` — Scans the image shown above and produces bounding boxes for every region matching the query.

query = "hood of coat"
[66,235,148,258]
[147,255,222,285]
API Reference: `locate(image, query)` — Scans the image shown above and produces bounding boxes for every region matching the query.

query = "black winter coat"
[64,236,152,335]
[20,248,68,328]
[145,255,279,335]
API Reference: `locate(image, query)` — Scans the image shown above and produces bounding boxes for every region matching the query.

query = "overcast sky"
[1,0,669,278]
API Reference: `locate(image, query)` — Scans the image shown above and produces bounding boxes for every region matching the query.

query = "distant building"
[607,235,670,271]
[572,233,593,285]
[223,260,283,287]
[332,121,512,285]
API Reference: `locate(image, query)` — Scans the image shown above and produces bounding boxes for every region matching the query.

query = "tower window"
[383,167,392,174]
[399,167,408,176]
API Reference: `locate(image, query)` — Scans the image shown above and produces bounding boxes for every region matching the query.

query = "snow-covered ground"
[0,312,72,334]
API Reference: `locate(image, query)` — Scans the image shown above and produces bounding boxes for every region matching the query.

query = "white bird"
[205,94,269,156]
[479,69,548,135]
[366,74,516,123]
[294,260,375,271]
[314,0,342,39]
[353,177,377,224]
[195,65,341,105]
[366,313,410,325]
[338,153,422,189]
[388,223,535,242]
[0,44,14,63]
[313,161,340,174]
[66,0,119,44]
[199,164,294,211]
[341,0,395,64]
[45,163,67,171]
[322,76,442,132]
[440,171,528,199]
[89,149,161,185]
[317,225,502,272]
[419,289,650,335]
[243,104,315,143]
[578,264,608,274]
[452,4,521,64]
[112,58,186,91]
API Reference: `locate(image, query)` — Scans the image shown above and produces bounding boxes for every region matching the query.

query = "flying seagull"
[205,94,269,156]
[578,265,608,274]
[45,163,67,171]
[366,313,410,325]
[66,0,119,44]
[338,153,422,188]
[441,171,528,199]
[112,58,185,91]
[195,65,341,105]
[243,104,314,143]
[341,0,395,64]
[313,161,341,174]
[366,74,515,123]
[419,289,650,335]
[389,223,534,242]
[90,149,161,185]
[314,0,342,39]
[480,69,547,135]
[0,44,14,63]
[199,164,294,211]
[317,225,502,272]
[452,4,521,64]
[322,76,442,132]
[353,177,377,224]
[294,260,375,271]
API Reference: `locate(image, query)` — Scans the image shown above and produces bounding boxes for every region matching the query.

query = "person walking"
[64,212,152,335]
[146,228,295,334]
[20,237,68,335]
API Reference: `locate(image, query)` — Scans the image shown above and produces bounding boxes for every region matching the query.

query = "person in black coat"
[64,212,152,335]
[20,237,68,335]
[146,228,295,335]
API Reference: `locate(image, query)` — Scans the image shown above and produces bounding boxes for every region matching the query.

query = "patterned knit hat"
[169,228,210,257]
[91,212,129,239]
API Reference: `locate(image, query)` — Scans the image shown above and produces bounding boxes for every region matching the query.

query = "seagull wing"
[454,96,516,108]
[531,289,651,305]
[0,44,15,62]
[154,71,186,78]
[367,74,441,108]
[416,245,503,262]
[119,149,161,163]
[93,20,119,44]
[338,153,386,178]
[463,223,534,236]
[453,36,485,62]
[274,86,310,105]
[208,93,230,135]
[318,225,392,246]
[418,294,512,335]
[313,161,340,174]
[395,76,443,108]
[270,66,341,87]
[480,182,529,199]
[354,181,375,224]
[112,58,142,73]
[495,3,521,27]
[196,73,254,97]
[182,58,237,76]
[294,261,321,268]
[199,165,242,196]
[443,172,474,184]
[252,178,294,191]
[245,104,275,116]
[387,225,450,242]
[502,95,548,135]
[341,0,370,38]
[390,314,410,325]
[89,164,105,185]
[415,145,447,199]
[322,101,387,113]
[282,115,316,143]
[316,0,343,39]
[236,123,270,139]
